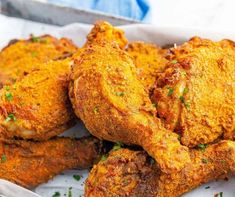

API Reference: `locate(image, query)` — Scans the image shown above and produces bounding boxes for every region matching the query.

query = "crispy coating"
[0,35,77,88]
[152,37,235,147]
[86,21,128,49]
[85,140,235,197]
[70,23,190,173]
[126,42,168,90]
[0,136,102,188]
[0,59,75,140]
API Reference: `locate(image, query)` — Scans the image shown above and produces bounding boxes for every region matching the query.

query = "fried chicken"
[70,22,190,173]
[126,42,168,90]
[86,21,127,49]
[151,37,235,147]
[85,140,235,197]
[0,35,77,88]
[0,136,102,188]
[0,59,75,140]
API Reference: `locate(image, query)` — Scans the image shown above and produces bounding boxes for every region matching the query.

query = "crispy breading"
[0,35,77,88]
[152,37,235,147]
[0,59,75,140]
[85,140,235,197]
[86,21,127,49]
[0,136,102,188]
[70,22,190,173]
[126,42,168,90]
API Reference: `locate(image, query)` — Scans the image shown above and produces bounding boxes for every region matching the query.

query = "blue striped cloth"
[48,0,150,21]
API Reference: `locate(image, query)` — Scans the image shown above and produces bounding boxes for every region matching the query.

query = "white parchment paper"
[0,14,234,197]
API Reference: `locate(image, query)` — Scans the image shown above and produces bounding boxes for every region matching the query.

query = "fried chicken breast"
[151,37,235,147]
[0,59,75,140]
[126,42,168,90]
[0,136,102,188]
[70,22,190,173]
[0,35,77,88]
[85,140,235,197]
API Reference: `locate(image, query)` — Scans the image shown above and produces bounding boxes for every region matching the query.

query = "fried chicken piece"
[0,35,77,88]
[151,37,235,147]
[0,136,102,188]
[126,42,168,90]
[85,140,235,197]
[0,59,75,140]
[70,22,190,173]
[86,21,127,49]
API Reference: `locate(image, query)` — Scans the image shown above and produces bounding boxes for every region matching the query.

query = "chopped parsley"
[73,174,81,181]
[167,87,174,96]
[183,87,189,94]
[219,192,223,197]
[179,96,190,108]
[152,103,157,108]
[100,154,108,162]
[201,158,208,164]
[5,86,10,91]
[93,106,99,114]
[197,144,208,152]
[68,187,72,197]
[1,154,7,163]
[52,192,61,197]
[112,142,124,151]
[205,186,210,189]
[5,114,16,122]
[31,35,40,42]
[5,92,13,101]
[171,60,178,64]
[115,92,125,96]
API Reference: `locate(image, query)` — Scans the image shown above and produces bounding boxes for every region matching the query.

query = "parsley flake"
[179,96,190,108]
[5,114,16,122]
[115,92,125,96]
[52,192,61,197]
[183,87,189,94]
[100,154,108,162]
[5,86,10,91]
[112,142,124,151]
[1,154,7,163]
[31,35,40,42]
[205,186,210,189]
[73,174,81,181]
[167,87,174,96]
[202,158,208,164]
[93,106,99,114]
[171,60,178,64]
[197,144,208,152]
[68,187,72,197]
[5,92,13,101]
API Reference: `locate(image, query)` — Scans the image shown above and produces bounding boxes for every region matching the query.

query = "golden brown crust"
[70,36,190,173]
[0,59,75,140]
[86,21,128,49]
[85,140,235,197]
[0,136,102,188]
[0,35,78,88]
[152,37,235,147]
[126,42,168,90]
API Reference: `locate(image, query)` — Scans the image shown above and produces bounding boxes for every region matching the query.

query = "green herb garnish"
[73,174,81,181]
[150,158,155,165]
[5,86,10,91]
[52,192,61,197]
[179,96,190,108]
[1,154,7,163]
[68,187,72,197]
[152,103,157,108]
[100,154,108,162]
[197,144,207,152]
[31,35,40,42]
[167,87,174,96]
[112,142,124,151]
[201,158,208,164]
[183,87,189,94]
[93,106,99,114]
[5,92,13,101]
[5,114,16,122]
[171,60,178,64]
[115,92,125,96]
[205,186,210,189]
[219,192,223,197]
